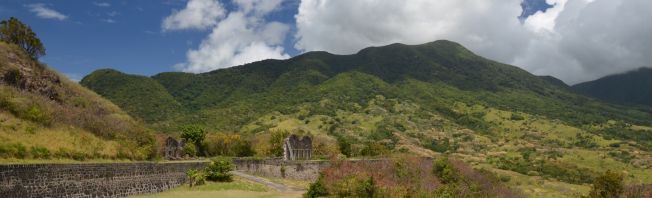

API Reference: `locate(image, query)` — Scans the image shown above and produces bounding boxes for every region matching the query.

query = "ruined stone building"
[164,137,185,160]
[283,135,312,160]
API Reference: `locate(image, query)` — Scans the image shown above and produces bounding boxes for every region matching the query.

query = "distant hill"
[0,42,155,161]
[82,40,652,195]
[572,67,652,107]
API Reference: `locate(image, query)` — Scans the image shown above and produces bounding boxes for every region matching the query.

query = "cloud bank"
[168,0,651,84]
[294,0,652,84]
[28,3,68,21]
[165,0,289,73]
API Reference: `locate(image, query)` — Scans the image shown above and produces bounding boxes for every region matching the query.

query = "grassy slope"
[0,42,155,161]
[81,40,652,196]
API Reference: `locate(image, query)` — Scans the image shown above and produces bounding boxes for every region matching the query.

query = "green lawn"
[131,177,304,198]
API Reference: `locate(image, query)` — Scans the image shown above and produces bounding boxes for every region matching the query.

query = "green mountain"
[82,40,652,196]
[82,41,651,130]
[572,67,652,107]
[0,41,155,161]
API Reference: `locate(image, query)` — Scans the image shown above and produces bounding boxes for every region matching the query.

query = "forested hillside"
[82,40,652,196]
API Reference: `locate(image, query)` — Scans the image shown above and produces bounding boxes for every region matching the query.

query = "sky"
[0,0,650,85]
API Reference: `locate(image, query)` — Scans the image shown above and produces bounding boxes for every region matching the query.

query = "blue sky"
[0,0,301,80]
[3,0,648,84]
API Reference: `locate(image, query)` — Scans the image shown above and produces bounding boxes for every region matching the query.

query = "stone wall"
[233,159,330,181]
[0,162,207,198]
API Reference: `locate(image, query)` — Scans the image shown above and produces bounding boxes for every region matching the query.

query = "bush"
[3,69,22,85]
[304,174,329,198]
[0,17,46,59]
[0,143,27,158]
[30,146,50,159]
[180,125,206,156]
[587,170,624,198]
[183,142,197,157]
[205,157,234,182]
[186,169,206,188]
[269,130,289,157]
[355,176,377,198]
[432,157,460,184]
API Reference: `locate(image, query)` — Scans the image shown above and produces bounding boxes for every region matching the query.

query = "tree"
[588,170,624,198]
[205,157,234,182]
[0,17,46,59]
[180,125,207,156]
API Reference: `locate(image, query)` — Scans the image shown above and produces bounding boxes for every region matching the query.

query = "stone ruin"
[283,135,312,160]
[164,137,186,160]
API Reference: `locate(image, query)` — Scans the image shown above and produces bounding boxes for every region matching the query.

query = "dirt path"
[232,171,304,192]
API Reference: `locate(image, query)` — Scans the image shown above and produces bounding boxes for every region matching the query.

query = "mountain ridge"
[572,67,652,107]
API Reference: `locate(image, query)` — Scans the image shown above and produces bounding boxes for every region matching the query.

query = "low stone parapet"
[0,161,208,198]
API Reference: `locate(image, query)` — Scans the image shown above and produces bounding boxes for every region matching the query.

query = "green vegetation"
[130,178,289,198]
[0,17,45,59]
[587,170,623,198]
[306,156,519,197]
[0,24,155,161]
[81,40,652,196]
[573,67,652,108]
[185,157,235,187]
[180,125,207,156]
[205,157,234,182]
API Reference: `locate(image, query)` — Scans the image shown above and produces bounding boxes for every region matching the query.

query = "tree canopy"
[180,125,207,146]
[0,17,46,59]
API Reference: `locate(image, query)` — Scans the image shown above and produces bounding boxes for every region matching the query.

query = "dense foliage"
[587,170,623,198]
[81,40,652,195]
[205,157,234,182]
[82,40,652,134]
[573,67,652,108]
[0,17,45,59]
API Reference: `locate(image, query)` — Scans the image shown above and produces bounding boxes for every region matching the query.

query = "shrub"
[269,130,289,157]
[433,157,459,184]
[510,113,525,121]
[304,174,329,198]
[205,157,234,182]
[587,170,623,198]
[186,169,206,188]
[355,176,377,198]
[183,142,197,157]
[0,143,27,158]
[3,69,22,85]
[180,125,206,156]
[0,17,46,59]
[30,146,50,159]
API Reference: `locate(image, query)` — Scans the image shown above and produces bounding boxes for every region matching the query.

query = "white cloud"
[102,18,116,23]
[516,0,652,83]
[27,3,68,21]
[162,0,226,31]
[171,0,290,73]
[294,0,652,84]
[93,2,111,7]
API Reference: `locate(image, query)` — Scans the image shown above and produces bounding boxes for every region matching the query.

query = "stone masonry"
[0,162,207,198]
[233,159,329,181]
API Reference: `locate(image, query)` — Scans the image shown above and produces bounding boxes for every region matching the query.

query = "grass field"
[131,176,304,198]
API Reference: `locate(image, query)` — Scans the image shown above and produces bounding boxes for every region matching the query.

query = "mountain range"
[80,40,652,196]
[572,67,652,108]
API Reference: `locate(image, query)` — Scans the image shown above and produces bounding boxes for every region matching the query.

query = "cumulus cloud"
[93,2,111,7]
[27,3,68,21]
[294,0,652,84]
[171,0,290,73]
[516,0,652,83]
[162,0,226,31]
